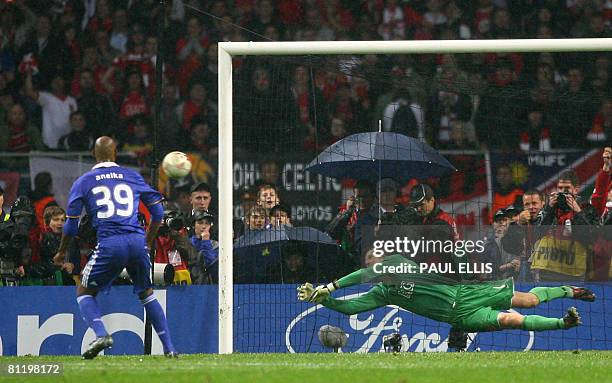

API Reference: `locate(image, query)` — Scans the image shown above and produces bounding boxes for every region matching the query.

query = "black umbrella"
[234,226,337,248]
[233,226,344,283]
[305,132,456,180]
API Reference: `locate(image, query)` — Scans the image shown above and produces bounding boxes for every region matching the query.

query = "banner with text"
[233,153,343,227]
[490,149,603,197]
[0,284,609,355]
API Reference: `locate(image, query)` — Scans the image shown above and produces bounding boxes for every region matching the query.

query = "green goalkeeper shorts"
[451,278,514,332]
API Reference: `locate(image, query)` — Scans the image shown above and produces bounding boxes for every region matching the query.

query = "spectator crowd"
[0,0,608,165]
[0,1,610,286]
[0,146,610,286]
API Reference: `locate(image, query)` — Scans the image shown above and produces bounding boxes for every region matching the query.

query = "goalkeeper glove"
[297,281,339,304]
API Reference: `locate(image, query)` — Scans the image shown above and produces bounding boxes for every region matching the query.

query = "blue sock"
[77,295,108,338]
[142,294,176,353]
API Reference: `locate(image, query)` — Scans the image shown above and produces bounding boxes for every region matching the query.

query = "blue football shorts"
[81,233,152,294]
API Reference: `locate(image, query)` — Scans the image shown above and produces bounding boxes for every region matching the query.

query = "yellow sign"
[531,235,588,277]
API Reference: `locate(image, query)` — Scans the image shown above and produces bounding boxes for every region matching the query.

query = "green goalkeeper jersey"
[321,255,514,330]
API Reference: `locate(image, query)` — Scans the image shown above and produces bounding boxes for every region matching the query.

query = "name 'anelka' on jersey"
[95,172,124,181]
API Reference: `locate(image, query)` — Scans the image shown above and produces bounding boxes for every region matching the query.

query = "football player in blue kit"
[54,136,177,359]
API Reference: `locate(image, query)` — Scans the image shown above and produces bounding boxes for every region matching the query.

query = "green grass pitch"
[1,352,610,383]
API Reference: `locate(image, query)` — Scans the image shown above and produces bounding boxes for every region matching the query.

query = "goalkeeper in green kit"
[297,254,595,332]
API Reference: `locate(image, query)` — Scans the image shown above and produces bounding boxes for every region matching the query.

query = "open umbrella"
[234,226,337,248]
[233,226,345,283]
[305,132,456,180]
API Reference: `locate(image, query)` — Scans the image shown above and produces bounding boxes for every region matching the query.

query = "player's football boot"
[82,335,114,359]
[563,307,582,329]
[165,351,179,358]
[569,286,596,302]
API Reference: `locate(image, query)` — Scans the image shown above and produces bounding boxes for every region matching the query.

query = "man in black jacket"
[532,170,599,282]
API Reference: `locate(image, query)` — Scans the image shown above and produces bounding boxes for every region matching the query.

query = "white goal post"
[217,38,612,354]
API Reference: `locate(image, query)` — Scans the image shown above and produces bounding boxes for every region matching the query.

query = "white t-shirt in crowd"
[38,91,77,149]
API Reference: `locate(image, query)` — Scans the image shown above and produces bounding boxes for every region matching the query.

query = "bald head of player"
[94,136,117,163]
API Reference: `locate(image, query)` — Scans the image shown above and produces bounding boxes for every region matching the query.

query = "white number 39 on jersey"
[92,184,134,219]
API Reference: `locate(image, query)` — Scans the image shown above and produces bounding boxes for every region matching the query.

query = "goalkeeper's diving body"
[297,255,595,332]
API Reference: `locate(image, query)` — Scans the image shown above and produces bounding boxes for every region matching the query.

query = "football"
[162,151,192,179]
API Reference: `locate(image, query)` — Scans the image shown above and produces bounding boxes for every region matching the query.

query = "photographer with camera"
[503,190,546,282]
[532,170,599,282]
[154,209,201,285]
[189,211,218,284]
[0,196,36,286]
[325,180,377,266]
[538,171,598,226]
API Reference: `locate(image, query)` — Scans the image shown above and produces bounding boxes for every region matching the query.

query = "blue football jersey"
[66,162,163,239]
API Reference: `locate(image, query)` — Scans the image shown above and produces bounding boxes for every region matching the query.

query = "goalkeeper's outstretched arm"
[320,286,387,315]
[296,257,404,315]
[296,255,398,303]
[296,255,398,304]
[297,282,387,315]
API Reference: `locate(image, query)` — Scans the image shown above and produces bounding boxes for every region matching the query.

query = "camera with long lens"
[556,192,572,212]
[0,196,35,279]
[158,210,186,236]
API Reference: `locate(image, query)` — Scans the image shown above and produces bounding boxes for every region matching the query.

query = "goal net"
[218,39,612,354]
